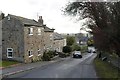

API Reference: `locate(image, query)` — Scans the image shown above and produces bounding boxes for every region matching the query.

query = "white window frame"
[50,34,53,40]
[38,28,41,35]
[38,49,41,56]
[28,50,33,57]
[7,48,13,58]
[28,28,33,35]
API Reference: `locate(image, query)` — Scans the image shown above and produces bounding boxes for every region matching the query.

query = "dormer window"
[28,28,33,35]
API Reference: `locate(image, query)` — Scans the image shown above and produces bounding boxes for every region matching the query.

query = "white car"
[73,51,82,58]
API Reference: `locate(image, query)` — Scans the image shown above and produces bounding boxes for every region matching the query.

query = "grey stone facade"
[1,14,66,63]
[2,14,44,63]
[43,25,54,51]
[53,33,66,52]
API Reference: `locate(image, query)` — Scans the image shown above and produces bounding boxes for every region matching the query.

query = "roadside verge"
[94,57,120,79]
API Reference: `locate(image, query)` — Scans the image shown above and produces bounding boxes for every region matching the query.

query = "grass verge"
[94,57,120,79]
[0,60,19,67]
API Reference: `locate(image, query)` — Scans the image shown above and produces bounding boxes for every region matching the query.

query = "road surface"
[6,53,97,78]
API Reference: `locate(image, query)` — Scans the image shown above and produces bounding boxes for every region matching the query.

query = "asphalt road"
[6,53,97,78]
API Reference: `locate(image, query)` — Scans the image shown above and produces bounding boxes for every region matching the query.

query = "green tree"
[72,44,81,51]
[0,12,5,20]
[87,38,94,46]
[66,36,75,46]
[64,1,120,57]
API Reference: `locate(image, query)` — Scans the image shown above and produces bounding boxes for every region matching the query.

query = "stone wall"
[24,26,44,63]
[53,39,65,52]
[43,32,54,51]
[2,16,24,62]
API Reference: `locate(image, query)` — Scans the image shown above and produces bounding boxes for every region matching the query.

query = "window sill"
[29,55,33,58]
[7,57,13,58]
[38,54,41,56]
[29,34,33,36]
[38,34,41,35]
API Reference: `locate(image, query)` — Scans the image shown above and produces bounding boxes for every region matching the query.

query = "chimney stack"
[38,16,43,25]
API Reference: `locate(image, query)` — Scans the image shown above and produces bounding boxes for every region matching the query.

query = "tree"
[0,12,5,20]
[66,36,75,46]
[64,1,120,57]
[87,37,94,46]
[72,43,81,51]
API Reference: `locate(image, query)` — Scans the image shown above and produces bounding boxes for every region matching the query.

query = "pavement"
[1,53,98,78]
[1,56,65,79]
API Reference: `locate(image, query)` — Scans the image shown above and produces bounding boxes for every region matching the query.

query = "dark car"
[73,51,82,58]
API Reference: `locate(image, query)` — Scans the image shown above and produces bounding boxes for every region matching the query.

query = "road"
[6,53,97,78]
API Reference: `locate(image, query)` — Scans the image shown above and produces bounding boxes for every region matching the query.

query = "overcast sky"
[0,0,86,33]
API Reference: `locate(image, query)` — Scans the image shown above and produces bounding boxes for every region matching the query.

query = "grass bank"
[0,60,19,67]
[94,57,120,79]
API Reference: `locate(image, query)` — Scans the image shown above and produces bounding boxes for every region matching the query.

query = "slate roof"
[7,14,42,27]
[53,32,64,40]
[43,25,55,32]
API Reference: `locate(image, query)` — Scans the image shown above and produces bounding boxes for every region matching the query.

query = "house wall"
[53,39,65,52]
[2,16,24,62]
[44,32,54,51]
[24,26,44,63]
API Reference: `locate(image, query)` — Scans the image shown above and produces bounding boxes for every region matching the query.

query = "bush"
[63,46,72,53]
[41,51,57,61]
[72,44,81,51]
[81,45,88,53]
[41,51,51,61]
[59,52,70,58]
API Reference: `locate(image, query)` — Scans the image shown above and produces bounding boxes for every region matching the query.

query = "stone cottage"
[53,33,66,52]
[43,25,55,52]
[2,14,45,63]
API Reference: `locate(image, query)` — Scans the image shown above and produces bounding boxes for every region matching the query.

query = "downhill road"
[6,53,97,78]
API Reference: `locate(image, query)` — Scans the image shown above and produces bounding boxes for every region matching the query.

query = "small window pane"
[38,28,41,35]
[8,49,12,51]
[28,28,33,35]
[8,52,12,57]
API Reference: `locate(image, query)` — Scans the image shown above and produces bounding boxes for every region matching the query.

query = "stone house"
[2,14,45,63]
[43,25,55,52]
[53,33,66,52]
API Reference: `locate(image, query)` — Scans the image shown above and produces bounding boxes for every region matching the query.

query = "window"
[7,48,13,58]
[38,28,41,35]
[50,34,53,40]
[50,34,53,37]
[28,50,33,57]
[28,28,33,35]
[38,49,41,56]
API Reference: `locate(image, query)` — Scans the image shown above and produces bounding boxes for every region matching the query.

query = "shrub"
[41,50,57,61]
[81,45,88,53]
[63,46,72,53]
[72,44,81,51]
[41,51,51,61]
[47,51,55,58]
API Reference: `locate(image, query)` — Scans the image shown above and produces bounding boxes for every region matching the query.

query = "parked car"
[93,50,96,53]
[88,50,92,53]
[73,51,82,58]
